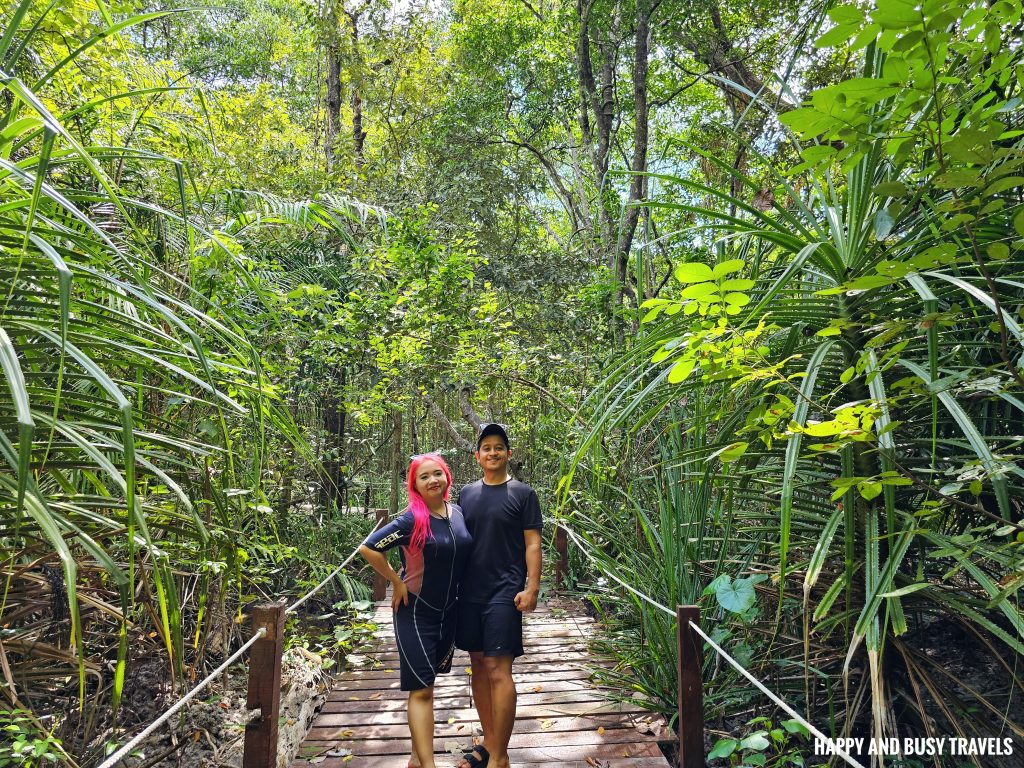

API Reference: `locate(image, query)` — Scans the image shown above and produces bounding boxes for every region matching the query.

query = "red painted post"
[372,508,389,601]
[243,601,286,768]
[677,605,705,768]
[555,524,568,590]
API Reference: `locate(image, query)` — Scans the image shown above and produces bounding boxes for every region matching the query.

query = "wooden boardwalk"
[292,600,673,768]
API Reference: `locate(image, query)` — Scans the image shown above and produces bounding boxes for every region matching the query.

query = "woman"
[360,453,472,768]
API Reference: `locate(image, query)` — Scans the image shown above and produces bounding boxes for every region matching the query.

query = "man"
[455,423,542,768]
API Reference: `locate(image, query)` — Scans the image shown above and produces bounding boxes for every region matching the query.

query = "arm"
[514,529,542,613]
[358,544,409,612]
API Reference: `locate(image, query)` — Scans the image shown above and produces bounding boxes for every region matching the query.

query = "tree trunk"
[325,41,343,171]
[611,0,652,343]
[346,10,366,168]
[389,409,403,517]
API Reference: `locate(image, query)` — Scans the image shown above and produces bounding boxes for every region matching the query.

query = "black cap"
[476,423,510,449]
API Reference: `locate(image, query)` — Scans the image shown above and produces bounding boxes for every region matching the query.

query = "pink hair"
[406,453,453,554]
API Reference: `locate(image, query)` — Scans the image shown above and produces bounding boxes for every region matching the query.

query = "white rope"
[96,628,266,768]
[560,522,676,616]
[98,523,383,767]
[687,620,865,768]
[285,518,383,614]
[558,520,867,768]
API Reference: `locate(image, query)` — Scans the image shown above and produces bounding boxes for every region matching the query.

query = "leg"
[408,686,436,768]
[483,654,516,768]
[457,651,491,768]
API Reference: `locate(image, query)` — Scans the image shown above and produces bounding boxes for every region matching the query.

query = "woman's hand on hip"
[392,581,409,612]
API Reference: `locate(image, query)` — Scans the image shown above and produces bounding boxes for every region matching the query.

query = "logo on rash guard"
[375,531,403,549]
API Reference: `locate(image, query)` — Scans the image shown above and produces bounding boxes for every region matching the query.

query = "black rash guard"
[457,479,542,604]
[363,504,473,690]
[364,504,472,610]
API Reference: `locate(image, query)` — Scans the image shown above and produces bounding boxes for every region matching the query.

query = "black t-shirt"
[363,504,473,611]
[457,478,542,604]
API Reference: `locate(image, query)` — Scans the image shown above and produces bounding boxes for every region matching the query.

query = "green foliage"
[708,717,809,767]
[0,711,62,767]
[563,0,1024,749]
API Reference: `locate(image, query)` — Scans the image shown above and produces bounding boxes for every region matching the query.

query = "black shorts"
[455,600,524,658]
[394,596,457,691]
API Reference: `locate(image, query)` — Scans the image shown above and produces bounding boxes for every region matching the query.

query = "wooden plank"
[322,689,628,711]
[293,741,664,767]
[329,677,592,694]
[306,713,668,742]
[293,602,672,768]
[306,699,659,727]
[334,668,598,686]
[300,732,666,757]
[323,685,645,709]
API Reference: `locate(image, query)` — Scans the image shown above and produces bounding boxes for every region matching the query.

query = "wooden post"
[677,605,704,768]
[243,601,286,768]
[372,508,389,600]
[555,524,568,590]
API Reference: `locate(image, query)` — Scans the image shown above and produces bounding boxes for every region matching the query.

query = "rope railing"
[96,630,268,768]
[559,521,867,768]
[97,521,382,768]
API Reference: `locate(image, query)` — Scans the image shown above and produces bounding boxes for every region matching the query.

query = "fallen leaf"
[447,717,456,724]
[368,692,382,699]
[532,685,542,692]
[343,756,354,764]
[465,667,472,674]
[597,726,605,735]
[540,719,554,730]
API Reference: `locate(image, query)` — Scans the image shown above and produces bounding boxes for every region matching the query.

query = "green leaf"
[779,108,836,136]
[828,5,864,23]
[857,480,883,500]
[852,22,882,48]
[716,575,757,612]
[740,732,771,751]
[873,181,908,197]
[668,358,696,384]
[712,441,749,463]
[985,175,1024,194]
[682,282,719,300]
[879,583,930,598]
[1013,208,1024,236]
[872,0,921,29]
[874,208,894,239]
[712,259,745,278]
[816,22,858,48]
[674,263,714,283]
[986,242,1010,260]
[723,292,751,306]
[781,719,810,737]
[708,739,738,759]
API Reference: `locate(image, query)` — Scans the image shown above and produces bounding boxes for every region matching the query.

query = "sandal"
[458,745,489,768]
